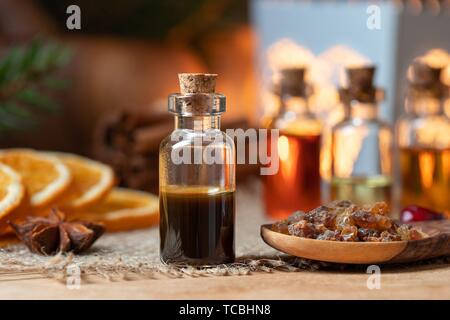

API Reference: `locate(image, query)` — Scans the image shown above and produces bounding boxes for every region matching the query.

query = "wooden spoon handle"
[388,220,450,264]
[413,219,450,236]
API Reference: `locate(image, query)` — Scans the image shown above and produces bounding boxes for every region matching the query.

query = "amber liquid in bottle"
[263,131,321,219]
[330,176,392,206]
[160,186,235,265]
[400,147,450,213]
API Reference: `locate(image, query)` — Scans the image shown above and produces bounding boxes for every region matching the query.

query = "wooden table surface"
[1,183,449,299]
[1,263,449,299]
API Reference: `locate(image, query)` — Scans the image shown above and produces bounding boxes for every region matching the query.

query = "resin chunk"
[273,201,426,242]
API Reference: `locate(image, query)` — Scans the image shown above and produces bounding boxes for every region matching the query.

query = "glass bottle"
[330,66,393,206]
[263,67,322,219]
[318,88,349,203]
[159,73,235,265]
[397,61,450,214]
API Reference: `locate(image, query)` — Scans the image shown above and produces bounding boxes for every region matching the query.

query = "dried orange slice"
[0,149,70,208]
[0,163,24,222]
[0,235,19,247]
[69,188,158,232]
[49,152,115,209]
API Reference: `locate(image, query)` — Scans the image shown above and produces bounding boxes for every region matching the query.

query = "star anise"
[8,209,105,255]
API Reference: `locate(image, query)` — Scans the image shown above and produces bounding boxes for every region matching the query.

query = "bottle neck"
[405,94,443,116]
[175,115,221,131]
[350,101,378,120]
[279,95,309,115]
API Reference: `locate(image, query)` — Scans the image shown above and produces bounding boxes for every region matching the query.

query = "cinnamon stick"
[91,109,256,193]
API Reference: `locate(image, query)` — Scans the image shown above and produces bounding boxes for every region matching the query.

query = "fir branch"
[0,39,72,131]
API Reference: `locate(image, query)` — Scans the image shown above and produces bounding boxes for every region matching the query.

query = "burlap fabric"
[1,181,448,281]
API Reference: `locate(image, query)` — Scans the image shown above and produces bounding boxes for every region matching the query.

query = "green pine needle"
[0,39,72,132]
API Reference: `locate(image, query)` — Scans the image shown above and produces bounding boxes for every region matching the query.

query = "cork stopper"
[407,60,444,97]
[178,73,217,94]
[347,66,375,90]
[279,67,308,97]
[343,65,380,103]
[169,73,225,115]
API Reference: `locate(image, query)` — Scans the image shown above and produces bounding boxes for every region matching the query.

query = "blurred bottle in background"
[330,66,393,207]
[397,60,450,215]
[318,87,348,203]
[263,68,322,219]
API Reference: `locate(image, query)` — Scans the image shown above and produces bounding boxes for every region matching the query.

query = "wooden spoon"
[261,220,450,264]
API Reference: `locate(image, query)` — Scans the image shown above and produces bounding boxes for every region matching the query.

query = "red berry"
[400,205,444,223]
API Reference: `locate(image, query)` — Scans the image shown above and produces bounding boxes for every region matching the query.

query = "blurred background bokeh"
[0,0,257,193]
[0,0,449,207]
[0,0,255,146]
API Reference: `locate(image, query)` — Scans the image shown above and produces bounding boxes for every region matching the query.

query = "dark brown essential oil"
[160,186,235,265]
